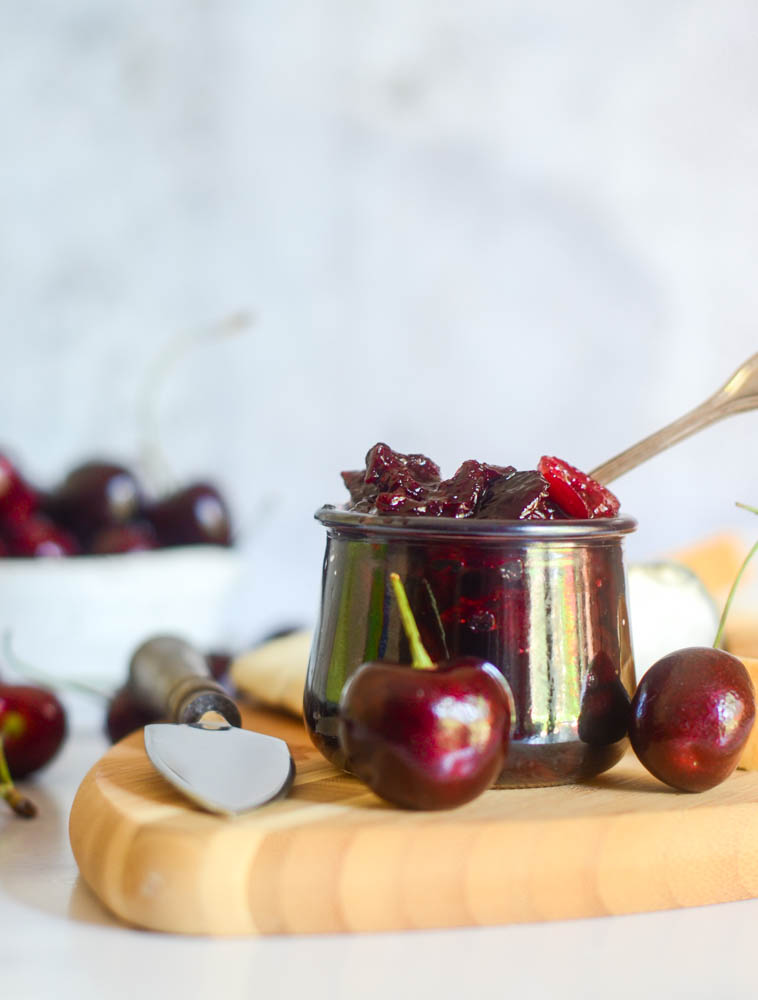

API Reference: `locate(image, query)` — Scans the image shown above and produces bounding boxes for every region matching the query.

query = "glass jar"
[304,507,637,787]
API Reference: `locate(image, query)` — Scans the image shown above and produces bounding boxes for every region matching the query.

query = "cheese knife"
[128,635,295,816]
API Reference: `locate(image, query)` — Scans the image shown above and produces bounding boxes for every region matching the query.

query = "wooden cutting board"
[69,705,758,936]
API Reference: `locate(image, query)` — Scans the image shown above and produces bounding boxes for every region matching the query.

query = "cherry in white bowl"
[0,452,242,688]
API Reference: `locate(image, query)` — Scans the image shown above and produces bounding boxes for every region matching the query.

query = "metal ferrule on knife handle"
[127,635,240,726]
[167,676,242,727]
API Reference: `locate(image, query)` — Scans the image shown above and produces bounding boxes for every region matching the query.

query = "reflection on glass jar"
[305,508,637,787]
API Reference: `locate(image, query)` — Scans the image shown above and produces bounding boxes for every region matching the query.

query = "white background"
[3,1,758,641]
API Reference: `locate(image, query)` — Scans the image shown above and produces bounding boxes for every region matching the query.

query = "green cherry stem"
[1,631,110,700]
[389,572,435,670]
[0,736,36,819]
[713,503,758,649]
[138,311,254,495]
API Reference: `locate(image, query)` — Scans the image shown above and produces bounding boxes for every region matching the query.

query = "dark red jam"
[341,444,620,521]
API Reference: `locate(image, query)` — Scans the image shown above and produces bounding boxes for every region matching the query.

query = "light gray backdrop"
[3,2,758,642]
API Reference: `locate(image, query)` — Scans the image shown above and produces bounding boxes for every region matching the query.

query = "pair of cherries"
[338,574,756,810]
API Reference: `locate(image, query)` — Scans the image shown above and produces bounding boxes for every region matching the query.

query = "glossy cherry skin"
[0,454,38,528]
[147,483,232,547]
[105,686,161,743]
[629,647,755,792]
[5,514,80,557]
[89,521,157,555]
[206,651,232,682]
[50,461,142,539]
[338,656,513,809]
[0,684,67,778]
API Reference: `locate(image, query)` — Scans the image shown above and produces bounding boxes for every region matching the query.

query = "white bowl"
[0,546,243,689]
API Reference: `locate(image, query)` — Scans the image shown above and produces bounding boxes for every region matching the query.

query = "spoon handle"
[590,400,722,484]
[591,352,758,485]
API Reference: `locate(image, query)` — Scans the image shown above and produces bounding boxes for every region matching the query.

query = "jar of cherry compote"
[305,507,637,788]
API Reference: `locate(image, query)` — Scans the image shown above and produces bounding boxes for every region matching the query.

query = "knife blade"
[128,635,295,816]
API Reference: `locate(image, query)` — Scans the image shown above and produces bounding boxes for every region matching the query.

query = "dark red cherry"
[89,521,157,555]
[206,651,232,682]
[5,514,79,557]
[105,686,162,743]
[147,483,232,547]
[0,454,38,528]
[339,656,513,809]
[629,647,755,792]
[50,461,142,539]
[0,683,66,778]
[337,573,513,809]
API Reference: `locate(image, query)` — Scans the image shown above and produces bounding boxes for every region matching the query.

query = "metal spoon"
[591,352,758,485]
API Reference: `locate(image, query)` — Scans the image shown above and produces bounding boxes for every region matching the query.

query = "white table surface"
[3,709,757,1000]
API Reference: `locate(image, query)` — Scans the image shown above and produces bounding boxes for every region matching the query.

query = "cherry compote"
[342,444,618,521]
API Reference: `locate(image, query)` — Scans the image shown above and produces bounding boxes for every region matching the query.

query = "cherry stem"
[0,735,37,819]
[713,503,758,649]
[389,572,434,670]
[138,311,254,495]
[1,631,110,700]
[422,578,450,659]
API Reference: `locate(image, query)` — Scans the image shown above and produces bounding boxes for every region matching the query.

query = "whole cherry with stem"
[137,310,253,496]
[135,313,250,548]
[0,643,67,782]
[338,572,514,810]
[0,735,36,818]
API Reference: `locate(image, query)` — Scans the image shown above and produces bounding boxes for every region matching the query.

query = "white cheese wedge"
[627,562,721,681]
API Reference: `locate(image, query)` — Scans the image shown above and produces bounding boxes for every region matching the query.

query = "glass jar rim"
[315,505,638,541]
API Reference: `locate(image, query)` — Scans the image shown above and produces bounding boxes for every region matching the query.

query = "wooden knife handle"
[127,635,242,727]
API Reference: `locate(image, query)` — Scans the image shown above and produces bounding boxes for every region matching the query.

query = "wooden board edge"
[69,749,758,935]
